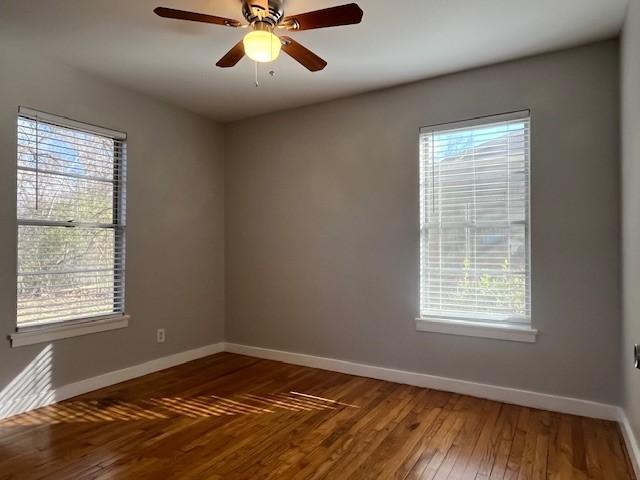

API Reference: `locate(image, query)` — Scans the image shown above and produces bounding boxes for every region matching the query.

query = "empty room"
[0,0,639,478]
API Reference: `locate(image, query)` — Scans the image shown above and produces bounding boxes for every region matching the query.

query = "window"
[418,111,533,340]
[16,107,127,331]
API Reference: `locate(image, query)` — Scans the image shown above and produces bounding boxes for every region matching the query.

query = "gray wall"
[622,0,640,444]
[0,45,225,399]
[225,40,621,404]
[0,36,623,410]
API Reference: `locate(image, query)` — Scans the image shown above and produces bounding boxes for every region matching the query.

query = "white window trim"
[416,317,537,343]
[10,314,130,348]
[417,110,533,341]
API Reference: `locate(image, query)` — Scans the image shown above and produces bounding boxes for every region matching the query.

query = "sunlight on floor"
[0,391,355,426]
[289,391,360,408]
[0,345,53,419]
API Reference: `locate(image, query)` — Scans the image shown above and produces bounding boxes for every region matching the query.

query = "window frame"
[415,110,536,342]
[10,107,129,347]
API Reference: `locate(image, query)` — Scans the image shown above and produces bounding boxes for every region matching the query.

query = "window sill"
[415,317,537,343]
[9,315,130,348]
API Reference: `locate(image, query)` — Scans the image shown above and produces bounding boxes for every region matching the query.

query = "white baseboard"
[618,408,640,478]
[0,342,225,419]
[0,340,622,427]
[224,343,619,421]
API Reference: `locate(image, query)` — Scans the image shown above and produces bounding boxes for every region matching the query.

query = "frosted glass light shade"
[243,30,281,63]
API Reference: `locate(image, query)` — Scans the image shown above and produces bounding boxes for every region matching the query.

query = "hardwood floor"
[0,352,634,479]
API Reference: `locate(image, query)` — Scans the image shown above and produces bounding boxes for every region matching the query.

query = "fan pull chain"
[255,61,259,88]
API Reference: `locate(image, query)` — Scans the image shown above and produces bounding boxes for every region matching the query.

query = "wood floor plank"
[346,389,449,479]
[547,413,581,480]
[301,384,421,480]
[433,396,490,479]
[387,392,458,480]
[0,353,634,480]
[458,400,503,479]
[404,394,466,479]
[503,406,531,479]
[486,403,520,479]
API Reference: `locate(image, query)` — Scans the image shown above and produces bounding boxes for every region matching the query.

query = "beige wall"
[225,40,621,403]
[622,0,640,445]
[0,45,225,397]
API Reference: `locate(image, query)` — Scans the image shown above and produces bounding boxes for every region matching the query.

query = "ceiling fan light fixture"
[154,2,364,72]
[243,30,281,63]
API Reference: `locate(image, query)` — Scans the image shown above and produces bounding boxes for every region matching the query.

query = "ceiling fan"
[154,1,364,72]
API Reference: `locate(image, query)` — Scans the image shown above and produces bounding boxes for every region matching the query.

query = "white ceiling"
[0,0,629,122]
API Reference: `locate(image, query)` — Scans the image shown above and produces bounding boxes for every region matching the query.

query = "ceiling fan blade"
[154,7,242,27]
[216,41,245,68]
[280,36,327,72]
[281,3,363,31]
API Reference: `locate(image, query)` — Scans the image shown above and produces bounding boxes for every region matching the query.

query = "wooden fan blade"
[281,3,363,31]
[216,41,245,68]
[280,36,327,72]
[154,7,242,27]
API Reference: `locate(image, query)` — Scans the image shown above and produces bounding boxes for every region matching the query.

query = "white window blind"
[16,107,127,329]
[419,111,531,326]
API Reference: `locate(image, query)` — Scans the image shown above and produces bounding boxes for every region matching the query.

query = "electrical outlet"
[157,328,166,344]
[635,344,640,370]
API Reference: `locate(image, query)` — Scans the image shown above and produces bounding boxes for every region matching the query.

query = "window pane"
[16,112,126,328]
[17,226,121,327]
[420,113,530,323]
[18,117,116,179]
[17,170,115,224]
[421,225,527,320]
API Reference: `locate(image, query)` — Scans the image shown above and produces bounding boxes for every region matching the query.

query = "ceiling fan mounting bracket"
[242,0,285,27]
[279,18,299,30]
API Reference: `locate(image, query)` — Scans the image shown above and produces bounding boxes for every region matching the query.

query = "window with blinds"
[419,111,531,326]
[16,107,127,329]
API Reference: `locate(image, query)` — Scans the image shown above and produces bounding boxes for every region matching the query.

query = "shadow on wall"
[0,344,53,419]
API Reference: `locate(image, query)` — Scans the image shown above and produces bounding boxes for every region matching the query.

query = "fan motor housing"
[242,0,285,26]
